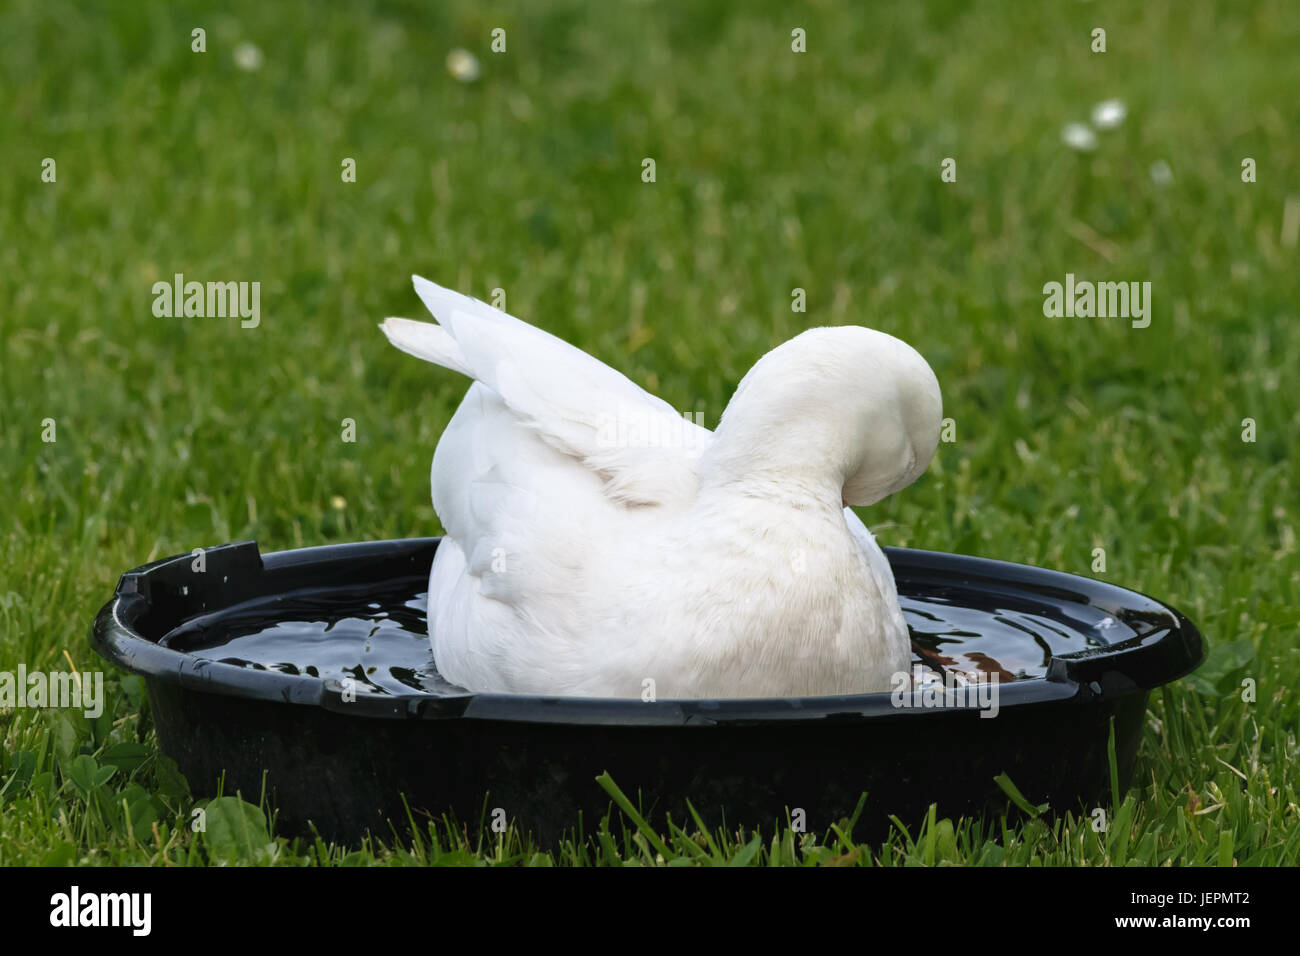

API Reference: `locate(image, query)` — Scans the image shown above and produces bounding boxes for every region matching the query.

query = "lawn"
[1,0,1297,865]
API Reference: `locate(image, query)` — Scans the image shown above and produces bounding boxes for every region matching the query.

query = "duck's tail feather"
[379,316,473,378]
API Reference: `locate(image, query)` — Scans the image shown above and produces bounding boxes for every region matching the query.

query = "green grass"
[1,0,1297,865]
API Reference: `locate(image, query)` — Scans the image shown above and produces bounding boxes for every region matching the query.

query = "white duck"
[381,276,941,699]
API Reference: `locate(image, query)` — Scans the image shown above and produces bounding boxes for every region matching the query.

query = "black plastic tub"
[91,537,1202,845]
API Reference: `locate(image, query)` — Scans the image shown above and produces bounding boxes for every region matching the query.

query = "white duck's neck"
[697,418,851,515]
[696,472,849,519]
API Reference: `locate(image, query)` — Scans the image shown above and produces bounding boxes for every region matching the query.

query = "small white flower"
[1061,122,1097,151]
[233,42,263,72]
[1149,160,1174,185]
[446,48,480,83]
[1090,99,1127,129]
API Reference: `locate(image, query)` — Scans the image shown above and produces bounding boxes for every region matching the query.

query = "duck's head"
[705,326,942,508]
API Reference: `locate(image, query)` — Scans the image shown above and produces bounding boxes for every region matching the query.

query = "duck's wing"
[382,275,708,507]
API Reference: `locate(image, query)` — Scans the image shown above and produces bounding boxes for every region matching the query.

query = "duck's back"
[429,398,911,698]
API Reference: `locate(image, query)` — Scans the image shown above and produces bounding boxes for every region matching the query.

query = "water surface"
[160,582,1133,696]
